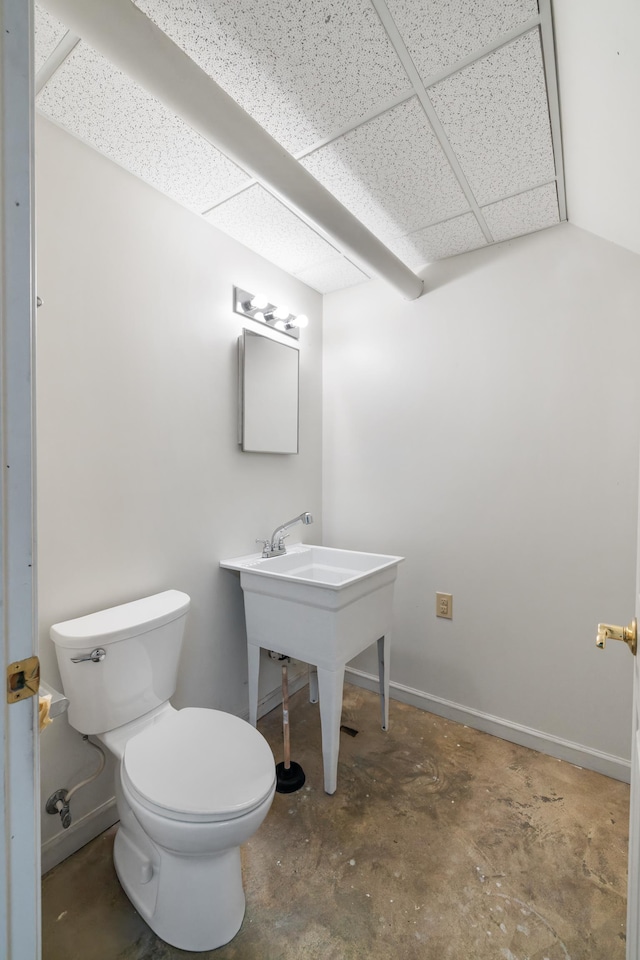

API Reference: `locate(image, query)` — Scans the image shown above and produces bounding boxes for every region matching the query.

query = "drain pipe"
[45,735,106,829]
[39,0,424,301]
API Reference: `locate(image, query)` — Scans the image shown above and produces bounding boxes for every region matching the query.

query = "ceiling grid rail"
[481,175,561,210]
[369,0,494,243]
[538,0,567,220]
[388,172,560,244]
[419,15,542,89]
[35,29,79,94]
[201,89,418,217]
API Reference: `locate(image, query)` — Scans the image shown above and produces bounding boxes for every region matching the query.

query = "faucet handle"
[255,538,271,557]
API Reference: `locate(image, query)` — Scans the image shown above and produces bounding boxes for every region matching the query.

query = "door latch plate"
[7,655,40,703]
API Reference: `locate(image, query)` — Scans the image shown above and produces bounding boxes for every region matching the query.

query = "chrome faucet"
[257,512,313,558]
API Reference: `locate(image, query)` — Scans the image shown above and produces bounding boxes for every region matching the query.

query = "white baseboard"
[41,796,119,875]
[346,667,631,784]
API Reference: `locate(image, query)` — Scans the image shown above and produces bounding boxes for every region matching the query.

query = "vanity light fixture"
[234,286,308,340]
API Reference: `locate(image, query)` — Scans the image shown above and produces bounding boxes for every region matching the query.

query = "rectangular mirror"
[238,329,299,454]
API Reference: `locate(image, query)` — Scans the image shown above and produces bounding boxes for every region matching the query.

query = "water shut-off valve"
[45,734,107,829]
[46,789,72,829]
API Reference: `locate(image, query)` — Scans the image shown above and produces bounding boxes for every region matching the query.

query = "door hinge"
[7,655,40,703]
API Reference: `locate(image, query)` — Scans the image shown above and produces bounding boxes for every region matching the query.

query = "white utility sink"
[222,544,401,588]
[221,544,404,794]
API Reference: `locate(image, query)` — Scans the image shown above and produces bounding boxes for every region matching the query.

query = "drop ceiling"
[34,0,564,295]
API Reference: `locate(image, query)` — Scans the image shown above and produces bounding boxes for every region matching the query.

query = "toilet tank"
[50,590,190,735]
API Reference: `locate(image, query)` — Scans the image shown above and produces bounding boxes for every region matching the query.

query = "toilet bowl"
[51,591,276,952]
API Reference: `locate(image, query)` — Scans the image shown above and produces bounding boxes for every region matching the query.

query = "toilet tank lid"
[50,590,190,649]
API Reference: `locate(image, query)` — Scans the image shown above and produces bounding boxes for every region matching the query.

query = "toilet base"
[97,711,275,952]
[113,819,246,952]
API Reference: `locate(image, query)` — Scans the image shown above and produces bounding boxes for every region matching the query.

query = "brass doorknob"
[596,619,637,656]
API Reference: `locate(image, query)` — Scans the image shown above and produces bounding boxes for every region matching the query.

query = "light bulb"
[250,293,269,310]
[274,320,287,331]
[295,314,309,329]
[273,304,290,321]
[253,311,265,322]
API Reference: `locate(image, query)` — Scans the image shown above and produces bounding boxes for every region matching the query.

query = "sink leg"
[247,643,260,727]
[316,666,346,795]
[308,665,318,704]
[377,635,390,731]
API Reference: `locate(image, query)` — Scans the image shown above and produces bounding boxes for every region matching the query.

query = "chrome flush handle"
[70,647,106,664]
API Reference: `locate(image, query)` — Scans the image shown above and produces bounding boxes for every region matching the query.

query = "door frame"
[0,0,40,957]
[627,506,640,959]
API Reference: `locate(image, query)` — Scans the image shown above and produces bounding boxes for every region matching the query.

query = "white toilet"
[50,590,276,953]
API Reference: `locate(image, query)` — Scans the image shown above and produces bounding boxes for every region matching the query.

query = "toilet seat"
[122,707,276,823]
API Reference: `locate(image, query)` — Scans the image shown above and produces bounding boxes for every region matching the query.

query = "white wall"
[323,223,640,777]
[36,116,322,868]
[554,0,640,257]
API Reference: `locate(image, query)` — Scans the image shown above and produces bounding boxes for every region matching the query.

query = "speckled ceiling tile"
[204,186,340,276]
[36,43,250,212]
[301,97,468,243]
[387,212,487,269]
[133,0,410,155]
[294,256,370,295]
[481,182,560,243]
[429,29,556,206]
[386,0,538,79]
[34,3,69,74]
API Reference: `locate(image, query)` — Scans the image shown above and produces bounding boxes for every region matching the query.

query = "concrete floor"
[42,683,629,960]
